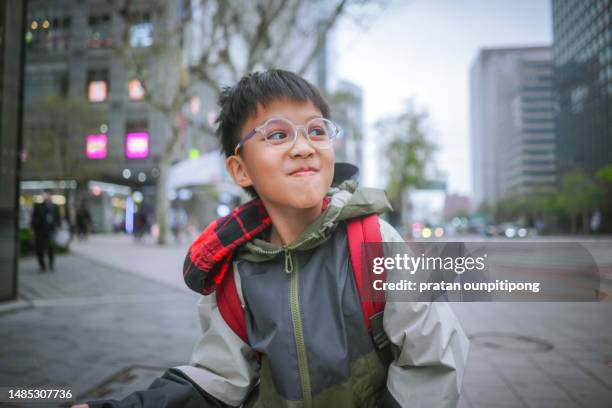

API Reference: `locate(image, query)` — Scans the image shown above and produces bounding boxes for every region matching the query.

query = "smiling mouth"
[289,168,318,176]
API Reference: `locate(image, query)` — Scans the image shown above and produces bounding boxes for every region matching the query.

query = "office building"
[22,0,337,231]
[470,46,556,208]
[552,0,612,177]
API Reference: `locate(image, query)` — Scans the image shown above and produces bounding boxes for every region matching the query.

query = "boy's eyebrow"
[262,114,323,123]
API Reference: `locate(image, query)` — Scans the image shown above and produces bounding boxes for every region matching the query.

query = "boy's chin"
[273,189,328,210]
[258,179,332,210]
[288,197,325,210]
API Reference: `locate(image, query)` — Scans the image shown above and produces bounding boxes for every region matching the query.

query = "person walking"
[30,189,60,272]
[133,208,148,241]
[76,202,93,240]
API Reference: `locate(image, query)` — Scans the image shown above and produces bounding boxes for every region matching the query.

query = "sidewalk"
[1,250,201,406]
[1,234,611,407]
[69,233,192,291]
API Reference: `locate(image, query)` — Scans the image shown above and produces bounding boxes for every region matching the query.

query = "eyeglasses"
[234,117,341,155]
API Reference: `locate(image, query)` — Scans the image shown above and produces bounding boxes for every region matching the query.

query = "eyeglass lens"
[262,118,335,148]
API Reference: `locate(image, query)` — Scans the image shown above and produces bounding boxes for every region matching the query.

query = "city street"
[0,234,611,407]
[1,1,610,407]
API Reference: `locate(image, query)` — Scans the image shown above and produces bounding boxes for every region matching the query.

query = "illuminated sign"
[86,134,107,159]
[125,132,149,159]
[88,80,108,102]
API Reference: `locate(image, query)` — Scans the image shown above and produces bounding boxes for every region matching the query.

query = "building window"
[129,12,153,48]
[125,122,149,159]
[88,14,112,48]
[26,15,71,51]
[189,96,201,115]
[128,79,145,100]
[207,110,217,127]
[87,69,109,102]
[570,84,589,113]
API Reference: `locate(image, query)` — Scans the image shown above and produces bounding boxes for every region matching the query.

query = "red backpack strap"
[216,263,262,363]
[347,214,386,334]
[216,262,249,342]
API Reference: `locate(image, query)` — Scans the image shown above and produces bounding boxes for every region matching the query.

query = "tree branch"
[297,0,348,75]
[261,0,302,68]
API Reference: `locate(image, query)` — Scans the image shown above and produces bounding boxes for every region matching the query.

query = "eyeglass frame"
[233,116,342,155]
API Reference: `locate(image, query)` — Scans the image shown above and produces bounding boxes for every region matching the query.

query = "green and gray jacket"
[89,180,470,408]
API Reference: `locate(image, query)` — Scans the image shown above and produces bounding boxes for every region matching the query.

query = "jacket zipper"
[287,250,312,407]
[248,244,312,405]
[246,244,295,275]
[247,245,283,256]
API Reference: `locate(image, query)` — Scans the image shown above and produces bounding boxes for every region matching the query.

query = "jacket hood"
[238,163,392,263]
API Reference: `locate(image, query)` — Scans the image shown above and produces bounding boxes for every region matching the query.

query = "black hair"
[215,69,330,198]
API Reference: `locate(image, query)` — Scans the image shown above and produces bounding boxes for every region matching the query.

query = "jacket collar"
[183,163,391,294]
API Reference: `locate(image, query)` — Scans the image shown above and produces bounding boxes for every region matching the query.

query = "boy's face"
[227,98,335,210]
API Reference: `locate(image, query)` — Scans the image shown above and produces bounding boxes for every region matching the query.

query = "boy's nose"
[289,129,316,156]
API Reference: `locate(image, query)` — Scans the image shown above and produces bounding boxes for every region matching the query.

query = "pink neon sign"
[86,134,107,159]
[125,132,149,159]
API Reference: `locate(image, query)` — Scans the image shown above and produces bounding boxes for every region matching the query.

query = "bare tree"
[23,96,105,180]
[109,0,380,244]
[376,100,436,227]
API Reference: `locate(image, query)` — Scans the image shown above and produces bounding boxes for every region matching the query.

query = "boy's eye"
[265,131,289,143]
[308,127,328,139]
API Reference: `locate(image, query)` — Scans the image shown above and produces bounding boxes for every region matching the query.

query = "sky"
[335,0,553,195]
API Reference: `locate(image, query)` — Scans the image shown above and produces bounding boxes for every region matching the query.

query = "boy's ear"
[226,155,254,189]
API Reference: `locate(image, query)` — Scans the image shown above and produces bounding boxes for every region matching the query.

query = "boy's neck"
[262,198,324,246]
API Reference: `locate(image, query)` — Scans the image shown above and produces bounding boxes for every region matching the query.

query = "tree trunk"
[570,211,577,234]
[155,150,173,245]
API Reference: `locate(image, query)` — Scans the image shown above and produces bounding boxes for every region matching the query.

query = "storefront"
[168,151,245,234]
[19,180,77,250]
[86,180,132,233]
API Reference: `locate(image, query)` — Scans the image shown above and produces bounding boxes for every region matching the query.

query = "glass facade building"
[552,0,612,177]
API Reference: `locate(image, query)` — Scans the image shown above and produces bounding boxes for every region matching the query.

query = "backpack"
[215,213,391,362]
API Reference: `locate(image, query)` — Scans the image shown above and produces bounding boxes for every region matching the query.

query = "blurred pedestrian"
[68,207,77,242]
[76,202,93,240]
[30,189,60,272]
[590,210,602,233]
[169,204,188,243]
[133,208,148,241]
[112,211,124,233]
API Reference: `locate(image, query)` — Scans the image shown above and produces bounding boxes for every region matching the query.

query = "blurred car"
[485,223,529,238]
[411,223,445,239]
[484,224,499,237]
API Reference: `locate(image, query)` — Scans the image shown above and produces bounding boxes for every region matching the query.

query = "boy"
[79,69,469,408]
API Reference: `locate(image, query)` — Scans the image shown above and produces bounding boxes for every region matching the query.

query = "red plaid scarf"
[184,196,331,294]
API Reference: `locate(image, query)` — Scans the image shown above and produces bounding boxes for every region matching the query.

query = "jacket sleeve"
[86,292,260,408]
[86,368,232,408]
[378,219,470,408]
